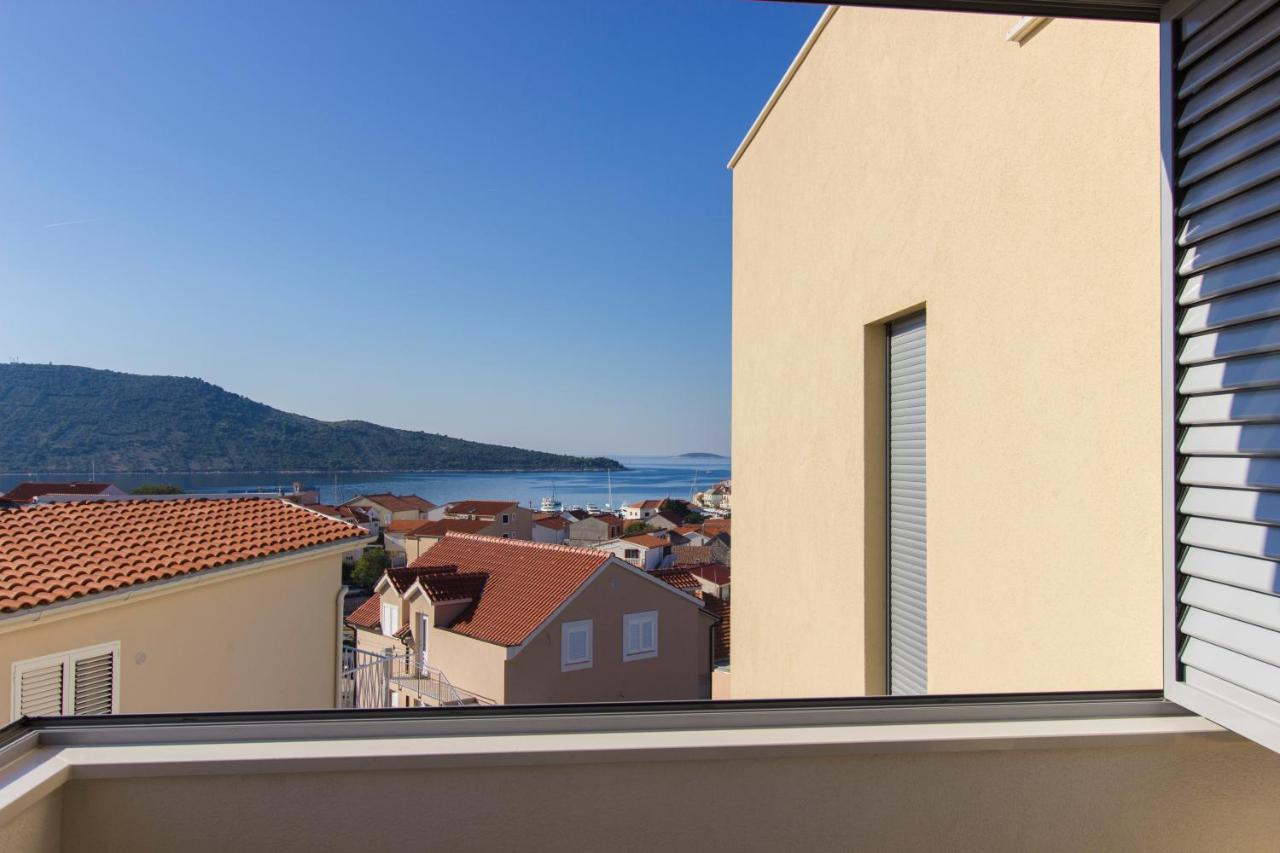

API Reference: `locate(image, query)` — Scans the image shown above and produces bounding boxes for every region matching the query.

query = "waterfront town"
[0,479,731,715]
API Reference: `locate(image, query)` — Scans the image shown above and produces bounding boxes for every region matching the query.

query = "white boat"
[584,503,601,514]
[539,496,563,513]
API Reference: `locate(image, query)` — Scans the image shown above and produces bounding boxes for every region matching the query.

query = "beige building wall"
[731,10,1161,698]
[11,735,1273,853]
[0,552,345,720]
[424,625,507,704]
[504,562,709,703]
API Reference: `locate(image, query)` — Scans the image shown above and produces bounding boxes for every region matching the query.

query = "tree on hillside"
[131,483,184,495]
[350,548,391,588]
[624,522,653,537]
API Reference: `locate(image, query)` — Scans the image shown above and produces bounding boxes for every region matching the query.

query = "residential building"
[597,533,672,571]
[400,518,493,562]
[532,513,570,544]
[339,494,435,527]
[0,498,368,721]
[730,6,1161,699]
[673,539,730,568]
[0,482,127,503]
[621,498,664,521]
[345,533,713,705]
[694,479,731,511]
[644,509,685,532]
[566,512,623,545]
[442,500,532,539]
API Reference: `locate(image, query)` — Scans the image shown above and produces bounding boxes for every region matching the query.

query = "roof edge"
[727,5,838,170]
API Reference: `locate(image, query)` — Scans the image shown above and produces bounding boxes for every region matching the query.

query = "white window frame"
[417,612,430,674]
[10,641,120,722]
[622,611,658,662]
[381,602,399,637]
[561,619,593,672]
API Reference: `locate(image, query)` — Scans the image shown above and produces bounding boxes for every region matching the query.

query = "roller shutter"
[888,312,927,695]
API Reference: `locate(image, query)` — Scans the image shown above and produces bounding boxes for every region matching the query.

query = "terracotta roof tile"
[534,516,570,530]
[408,533,609,646]
[343,493,432,513]
[405,518,491,538]
[622,533,670,549]
[685,562,730,585]
[445,500,519,517]
[346,594,382,631]
[385,565,489,602]
[673,545,715,566]
[650,568,703,596]
[0,498,367,614]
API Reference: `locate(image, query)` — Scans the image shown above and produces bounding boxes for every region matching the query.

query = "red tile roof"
[337,506,373,524]
[534,516,570,531]
[445,500,519,517]
[701,518,731,537]
[346,594,382,631]
[622,533,670,549]
[385,565,489,602]
[627,499,665,511]
[672,545,715,566]
[565,509,590,521]
[0,498,367,614]
[344,494,431,513]
[409,534,610,647]
[2,482,118,503]
[704,594,729,662]
[385,518,429,534]
[685,562,730,585]
[650,568,703,596]
[405,518,491,538]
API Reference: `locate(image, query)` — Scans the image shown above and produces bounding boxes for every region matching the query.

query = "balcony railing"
[339,645,489,708]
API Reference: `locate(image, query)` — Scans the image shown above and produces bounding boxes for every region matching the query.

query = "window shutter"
[71,650,115,716]
[887,312,927,695]
[1167,0,1280,753]
[15,661,65,718]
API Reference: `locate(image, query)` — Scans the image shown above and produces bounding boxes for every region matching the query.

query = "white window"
[623,611,658,661]
[561,619,593,671]
[381,601,399,637]
[11,642,119,721]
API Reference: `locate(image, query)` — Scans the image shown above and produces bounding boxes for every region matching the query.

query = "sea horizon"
[0,455,731,511]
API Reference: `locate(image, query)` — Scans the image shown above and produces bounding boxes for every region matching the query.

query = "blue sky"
[0,0,821,458]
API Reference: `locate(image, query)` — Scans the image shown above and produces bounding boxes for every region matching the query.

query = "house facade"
[730,9,1160,699]
[347,534,713,704]
[0,498,368,721]
[441,500,533,540]
[621,499,664,521]
[566,512,623,544]
[339,494,434,527]
[532,514,570,544]
[596,534,672,571]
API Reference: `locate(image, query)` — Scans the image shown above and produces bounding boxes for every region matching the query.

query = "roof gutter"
[727,5,837,170]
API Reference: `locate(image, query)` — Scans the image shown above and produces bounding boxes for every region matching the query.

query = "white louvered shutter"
[1169,0,1280,753]
[71,649,116,715]
[888,312,927,695]
[14,660,65,718]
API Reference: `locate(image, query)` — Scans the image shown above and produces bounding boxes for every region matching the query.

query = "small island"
[678,452,729,459]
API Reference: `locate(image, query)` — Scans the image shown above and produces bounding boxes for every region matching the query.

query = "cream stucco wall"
[25,735,1279,853]
[0,552,345,720]
[731,11,1161,697]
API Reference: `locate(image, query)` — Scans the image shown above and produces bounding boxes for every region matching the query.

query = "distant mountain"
[677,452,728,459]
[0,363,624,474]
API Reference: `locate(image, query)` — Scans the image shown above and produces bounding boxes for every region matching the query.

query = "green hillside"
[0,363,623,473]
